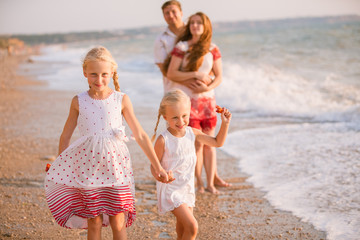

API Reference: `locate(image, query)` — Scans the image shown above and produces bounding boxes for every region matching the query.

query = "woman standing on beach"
[165,12,230,194]
[152,89,231,240]
[44,46,170,240]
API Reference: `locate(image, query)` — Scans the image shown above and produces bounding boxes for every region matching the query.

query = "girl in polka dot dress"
[44,46,170,239]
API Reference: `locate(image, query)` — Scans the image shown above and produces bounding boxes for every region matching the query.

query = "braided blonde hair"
[82,46,120,91]
[151,89,191,142]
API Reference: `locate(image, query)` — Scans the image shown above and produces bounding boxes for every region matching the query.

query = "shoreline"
[0,53,327,239]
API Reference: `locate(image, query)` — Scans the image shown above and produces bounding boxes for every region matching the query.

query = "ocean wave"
[222,122,360,240]
[216,62,360,123]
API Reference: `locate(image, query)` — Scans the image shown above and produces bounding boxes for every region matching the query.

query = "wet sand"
[0,53,327,239]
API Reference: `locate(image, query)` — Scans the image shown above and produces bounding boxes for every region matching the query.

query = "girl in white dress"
[45,46,170,240]
[151,89,231,240]
[165,12,230,194]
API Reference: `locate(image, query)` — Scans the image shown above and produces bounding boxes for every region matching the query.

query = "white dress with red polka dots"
[45,91,135,229]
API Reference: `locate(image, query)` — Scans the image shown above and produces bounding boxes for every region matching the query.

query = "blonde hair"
[151,89,191,142]
[82,46,120,91]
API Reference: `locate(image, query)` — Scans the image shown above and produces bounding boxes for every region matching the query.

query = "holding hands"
[159,170,175,183]
[151,165,175,183]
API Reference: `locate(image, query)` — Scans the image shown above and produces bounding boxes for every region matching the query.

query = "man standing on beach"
[154,0,184,93]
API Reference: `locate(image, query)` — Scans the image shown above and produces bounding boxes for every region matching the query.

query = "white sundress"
[156,127,197,214]
[44,91,135,229]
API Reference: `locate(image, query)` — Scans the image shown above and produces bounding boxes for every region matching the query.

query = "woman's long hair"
[164,12,212,73]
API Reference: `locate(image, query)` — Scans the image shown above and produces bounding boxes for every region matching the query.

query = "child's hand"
[157,169,169,183]
[45,163,51,172]
[150,165,175,183]
[158,170,175,184]
[167,170,175,183]
[150,165,168,182]
[220,107,231,123]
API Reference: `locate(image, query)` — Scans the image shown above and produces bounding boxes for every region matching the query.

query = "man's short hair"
[161,0,182,11]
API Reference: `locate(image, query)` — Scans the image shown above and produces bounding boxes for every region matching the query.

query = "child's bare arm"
[122,94,169,182]
[151,135,165,181]
[58,96,79,155]
[151,135,175,183]
[193,108,231,147]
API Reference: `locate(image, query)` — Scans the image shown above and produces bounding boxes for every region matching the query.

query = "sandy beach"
[0,53,327,239]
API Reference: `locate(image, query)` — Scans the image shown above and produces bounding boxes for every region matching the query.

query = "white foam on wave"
[216,62,360,123]
[23,44,163,102]
[24,45,360,126]
[222,122,360,240]
[32,45,87,64]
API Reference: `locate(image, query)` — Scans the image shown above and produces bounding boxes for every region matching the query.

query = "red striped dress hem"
[45,183,135,229]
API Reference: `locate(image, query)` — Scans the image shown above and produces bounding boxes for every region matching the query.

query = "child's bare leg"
[87,215,103,240]
[195,141,205,193]
[172,204,198,240]
[109,213,127,240]
[175,219,184,240]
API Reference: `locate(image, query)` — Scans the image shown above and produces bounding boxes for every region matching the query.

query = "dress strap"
[186,127,196,143]
[114,91,125,106]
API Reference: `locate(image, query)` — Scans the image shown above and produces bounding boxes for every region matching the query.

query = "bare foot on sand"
[196,180,205,193]
[197,186,205,193]
[206,186,222,195]
[214,177,232,188]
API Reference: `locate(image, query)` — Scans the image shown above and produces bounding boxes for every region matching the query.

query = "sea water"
[20,17,360,239]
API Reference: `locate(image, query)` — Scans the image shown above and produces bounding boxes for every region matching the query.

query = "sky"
[0,0,359,35]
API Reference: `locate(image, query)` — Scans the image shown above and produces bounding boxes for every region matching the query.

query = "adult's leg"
[172,204,198,240]
[87,215,103,240]
[214,172,232,187]
[190,118,205,193]
[202,127,219,194]
[203,125,232,192]
[109,212,127,240]
[195,140,205,193]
